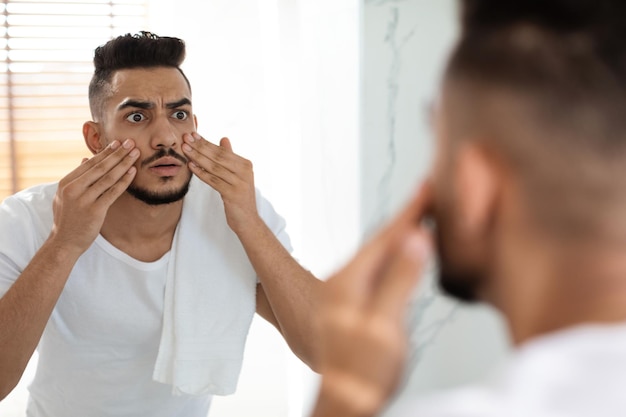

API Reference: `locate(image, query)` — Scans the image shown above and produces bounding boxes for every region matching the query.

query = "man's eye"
[172,111,188,121]
[126,112,146,123]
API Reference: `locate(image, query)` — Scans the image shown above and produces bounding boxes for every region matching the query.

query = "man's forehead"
[108,67,191,103]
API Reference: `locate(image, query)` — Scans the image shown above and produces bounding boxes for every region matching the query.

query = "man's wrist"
[230,211,265,238]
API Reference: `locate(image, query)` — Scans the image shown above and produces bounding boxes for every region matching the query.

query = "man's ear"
[454,142,501,237]
[83,121,103,155]
[193,114,198,129]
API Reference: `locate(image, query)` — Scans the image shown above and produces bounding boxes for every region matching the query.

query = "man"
[0,32,321,416]
[312,0,626,416]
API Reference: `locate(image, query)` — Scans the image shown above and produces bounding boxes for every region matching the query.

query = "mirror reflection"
[0,1,513,417]
[1,2,362,416]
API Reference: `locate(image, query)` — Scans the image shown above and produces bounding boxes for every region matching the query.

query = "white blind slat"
[0,0,147,197]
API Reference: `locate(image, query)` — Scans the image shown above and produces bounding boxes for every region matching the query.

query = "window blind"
[0,0,147,200]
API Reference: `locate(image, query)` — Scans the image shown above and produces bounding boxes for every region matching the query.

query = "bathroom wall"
[360,1,511,415]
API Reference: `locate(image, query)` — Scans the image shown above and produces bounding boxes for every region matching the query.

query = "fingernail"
[130,149,140,158]
[182,143,192,152]
[187,133,196,143]
[192,132,202,141]
[110,140,120,150]
[123,139,133,149]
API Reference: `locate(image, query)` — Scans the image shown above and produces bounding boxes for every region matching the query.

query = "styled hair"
[444,0,626,236]
[88,31,190,120]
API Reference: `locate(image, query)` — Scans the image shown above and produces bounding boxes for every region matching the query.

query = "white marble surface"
[360,2,511,415]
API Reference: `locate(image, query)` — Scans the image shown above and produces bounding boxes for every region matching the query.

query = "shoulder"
[0,182,58,289]
[391,386,505,417]
[394,324,626,417]
[0,182,57,228]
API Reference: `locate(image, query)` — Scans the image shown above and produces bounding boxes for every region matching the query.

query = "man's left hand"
[182,132,259,232]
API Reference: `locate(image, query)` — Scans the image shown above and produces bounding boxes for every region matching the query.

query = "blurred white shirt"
[396,322,626,417]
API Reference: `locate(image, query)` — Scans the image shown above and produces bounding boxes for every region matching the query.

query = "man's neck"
[99,192,184,262]
[496,235,626,346]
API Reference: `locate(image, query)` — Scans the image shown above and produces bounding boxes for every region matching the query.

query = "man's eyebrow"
[117,99,154,111]
[166,98,192,109]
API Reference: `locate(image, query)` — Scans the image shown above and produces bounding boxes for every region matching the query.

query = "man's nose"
[150,116,180,149]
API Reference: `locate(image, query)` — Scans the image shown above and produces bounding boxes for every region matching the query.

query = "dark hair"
[88,31,190,120]
[444,0,626,236]
[459,0,626,80]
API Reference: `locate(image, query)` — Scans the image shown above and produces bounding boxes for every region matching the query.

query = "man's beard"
[126,175,191,205]
[434,217,484,303]
[126,148,192,206]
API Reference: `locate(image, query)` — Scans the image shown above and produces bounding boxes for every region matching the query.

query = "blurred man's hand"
[312,183,433,417]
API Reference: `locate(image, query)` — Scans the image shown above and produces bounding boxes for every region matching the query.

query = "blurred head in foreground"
[432,0,626,338]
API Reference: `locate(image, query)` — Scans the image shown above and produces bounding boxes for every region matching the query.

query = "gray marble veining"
[361,4,509,415]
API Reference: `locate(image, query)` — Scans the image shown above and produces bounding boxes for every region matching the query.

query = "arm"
[182,133,323,370]
[0,140,139,399]
[310,184,432,417]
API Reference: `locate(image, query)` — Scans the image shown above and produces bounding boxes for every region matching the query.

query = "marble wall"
[360,1,511,415]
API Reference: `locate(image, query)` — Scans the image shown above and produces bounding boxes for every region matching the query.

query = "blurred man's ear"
[83,121,104,155]
[454,142,500,238]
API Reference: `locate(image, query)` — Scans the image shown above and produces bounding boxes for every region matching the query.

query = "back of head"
[460,0,626,80]
[88,31,188,121]
[444,0,626,239]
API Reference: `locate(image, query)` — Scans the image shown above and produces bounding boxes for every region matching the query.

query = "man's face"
[99,67,195,205]
[430,94,489,303]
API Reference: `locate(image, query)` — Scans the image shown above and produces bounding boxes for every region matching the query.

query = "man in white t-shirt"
[311,1,626,416]
[0,32,322,416]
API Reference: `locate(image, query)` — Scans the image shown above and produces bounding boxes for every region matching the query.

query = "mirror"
[0,1,510,417]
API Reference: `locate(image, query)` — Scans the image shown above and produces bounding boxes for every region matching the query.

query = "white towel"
[152,177,285,396]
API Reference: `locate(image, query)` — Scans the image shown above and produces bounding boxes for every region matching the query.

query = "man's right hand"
[49,139,139,256]
[311,183,433,417]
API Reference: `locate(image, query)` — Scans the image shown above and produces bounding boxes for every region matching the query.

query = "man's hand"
[50,139,139,256]
[182,132,258,233]
[312,183,433,417]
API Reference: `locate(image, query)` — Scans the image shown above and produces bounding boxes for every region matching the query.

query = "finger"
[188,162,235,192]
[370,228,431,318]
[338,181,434,289]
[71,139,135,188]
[183,138,234,175]
[379,180,434,242]
[82,148,140,202]
[220,137,233,152]
[94,165,138,207]
[183,133,246,173]
[76,140,138,189]
[183,135,246,188]
[61,140,122,185]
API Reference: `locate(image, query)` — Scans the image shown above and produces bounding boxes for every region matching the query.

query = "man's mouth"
[149,157,184,176]
[141,149,188,168]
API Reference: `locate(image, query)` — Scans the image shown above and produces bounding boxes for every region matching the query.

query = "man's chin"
[438,269,483,303]
[126,182,191,206]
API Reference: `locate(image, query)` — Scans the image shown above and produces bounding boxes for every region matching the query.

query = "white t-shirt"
[0,182,291,417]
[395,322,626,417]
